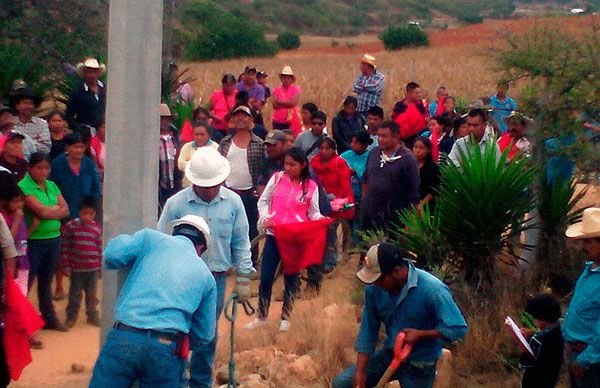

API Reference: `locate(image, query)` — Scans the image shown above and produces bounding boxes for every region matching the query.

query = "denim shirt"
[356,261,467,362]
[104,229,217,348]
[157,186,254,275]
[563,262,600,368]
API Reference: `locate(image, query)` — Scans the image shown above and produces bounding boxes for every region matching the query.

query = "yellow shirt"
[178,141,220,187]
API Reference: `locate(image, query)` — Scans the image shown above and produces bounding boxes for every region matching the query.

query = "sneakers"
[87,315,101,327]
[65,317,77,328]
[243,318,267,330]
[279,320,291,332]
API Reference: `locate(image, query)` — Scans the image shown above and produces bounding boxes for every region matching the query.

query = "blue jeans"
[90,328,183,388]
[188,271,226,388]
[332,349,437,388]
[258,235,300,320]
[27,238,61,326]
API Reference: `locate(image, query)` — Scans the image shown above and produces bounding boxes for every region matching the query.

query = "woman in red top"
[208,74,238,133]
[310,137,355,221]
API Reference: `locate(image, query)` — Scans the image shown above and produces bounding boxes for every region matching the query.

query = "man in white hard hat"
[352,54,385,116]
[66,58,106,130]
[563,208,600,386]
[158,146,254,388]
[90,215,216,387]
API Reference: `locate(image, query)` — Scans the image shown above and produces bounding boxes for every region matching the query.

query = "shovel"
[375,332,413,388]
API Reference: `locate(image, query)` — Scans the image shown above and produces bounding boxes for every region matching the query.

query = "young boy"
[62,196,103,327]
[519,293,564,388]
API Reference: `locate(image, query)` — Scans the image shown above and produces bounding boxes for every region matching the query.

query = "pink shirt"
[272,84,301,124]
[210,89,238,131]
[270,172,317,225]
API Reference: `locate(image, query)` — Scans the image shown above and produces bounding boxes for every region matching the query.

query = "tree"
[378,25,429,50]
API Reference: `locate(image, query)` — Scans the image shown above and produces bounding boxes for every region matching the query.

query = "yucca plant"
[436,137,536,292]
[0,43,52,100]
[535,174,587,283]
[391,203,449,270]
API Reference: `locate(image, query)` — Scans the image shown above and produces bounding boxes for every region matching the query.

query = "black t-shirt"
[520,325,564,388]
[50,138,67,160]
[419,160,441,201]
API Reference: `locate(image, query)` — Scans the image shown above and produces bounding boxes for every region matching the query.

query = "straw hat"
[185,147,231,187]
[279,66,295,78]
[361,54,376,68]
[566,208,600,239]
[160,103,172,117]
[76,58,106,77]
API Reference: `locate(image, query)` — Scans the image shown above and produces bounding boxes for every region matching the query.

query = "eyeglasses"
[311,121,325,126]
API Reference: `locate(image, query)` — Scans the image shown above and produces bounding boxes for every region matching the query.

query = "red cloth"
[3,274,45,381]
[271,218,334,274]
[497,133,518,160]
[430,126,440,163]
[290,108,302,137]
[310,154,356,220]
[434,96,445,117]
[391,101,427,140]
[180,119,194,143]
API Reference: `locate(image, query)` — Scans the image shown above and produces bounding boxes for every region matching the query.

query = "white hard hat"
[170,215,211,250]
[184,147,231,187]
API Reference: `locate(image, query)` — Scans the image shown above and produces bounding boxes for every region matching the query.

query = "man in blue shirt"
[158,146,254,388]
[489,81,517,134]
[89,216,216,387]
[564,207,600,387]
[333,243,467,388]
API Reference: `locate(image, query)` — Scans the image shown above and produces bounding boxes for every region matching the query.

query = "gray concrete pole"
[101,0,163,344]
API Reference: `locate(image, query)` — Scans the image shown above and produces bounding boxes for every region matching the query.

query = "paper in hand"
[504,316,535,357]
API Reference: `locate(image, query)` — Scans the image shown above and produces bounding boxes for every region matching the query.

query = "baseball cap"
[5,131,25,142]
[356,243,407,284]
[244,66,257,74]
[257,71,268,78]
[264,130,287,144]
[233,105,253,117]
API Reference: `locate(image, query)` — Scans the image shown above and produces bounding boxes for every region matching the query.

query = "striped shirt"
[61,218,102,272]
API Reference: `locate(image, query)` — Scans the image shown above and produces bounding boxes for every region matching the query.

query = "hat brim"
[356,268,381,284]
[184,161,231,187]
[264,139,278,145]
[76,63,107,77]
[566,222,600,239]
[360,60,376,68]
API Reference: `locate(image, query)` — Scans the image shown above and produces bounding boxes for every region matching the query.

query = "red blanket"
[3,275,45,381]
[271,218,334,274]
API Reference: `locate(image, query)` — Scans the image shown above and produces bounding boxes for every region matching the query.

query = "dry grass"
[182,45,498,125]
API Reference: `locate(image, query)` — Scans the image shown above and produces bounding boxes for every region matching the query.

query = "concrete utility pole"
[101,0,163,343]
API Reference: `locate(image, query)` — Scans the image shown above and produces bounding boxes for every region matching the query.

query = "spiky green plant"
[0,43,52,100]
[436,137,536,292]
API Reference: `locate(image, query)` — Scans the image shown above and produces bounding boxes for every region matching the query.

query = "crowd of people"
[0,52,598,388]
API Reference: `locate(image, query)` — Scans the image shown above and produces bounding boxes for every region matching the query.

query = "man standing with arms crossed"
[158,146,254,388]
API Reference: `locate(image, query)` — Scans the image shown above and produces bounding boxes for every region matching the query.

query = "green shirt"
[18,173,63,240]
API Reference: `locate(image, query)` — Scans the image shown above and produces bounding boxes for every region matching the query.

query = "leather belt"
[113,322,180,342]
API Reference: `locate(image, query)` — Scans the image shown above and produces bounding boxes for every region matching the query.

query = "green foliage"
[436,139,536,291]
[379,25,429,50]
[182,1,278,61]
[456,9,483,24]
[391,204,448,269]
[171,100,195,132]
[0,43,52,101]
[276,31,301,50]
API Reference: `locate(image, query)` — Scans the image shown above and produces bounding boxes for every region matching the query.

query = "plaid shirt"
[15,116,51,154]
[219,132,265,187]
[352,70,385,113]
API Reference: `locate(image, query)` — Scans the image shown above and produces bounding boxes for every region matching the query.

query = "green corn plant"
[436,137,536,292]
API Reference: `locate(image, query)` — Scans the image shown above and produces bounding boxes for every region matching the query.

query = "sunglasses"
[311,121,325,126]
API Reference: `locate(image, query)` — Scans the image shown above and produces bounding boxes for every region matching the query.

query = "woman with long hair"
[413,137,441,211]
[245,147,324,332]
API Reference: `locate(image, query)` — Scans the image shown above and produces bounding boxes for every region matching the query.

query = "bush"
[183,1,278,61]
[457,10,483,24]
[378,25,429,50]
[276,31,301,50]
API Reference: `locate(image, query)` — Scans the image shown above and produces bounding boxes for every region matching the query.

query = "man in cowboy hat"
[333,243,467,388]
[563,208,600,386]
[352,54,385,116]
[10,88,51,154]
[89,215,217,387]
[66,58,106,131]
[158,146,254,388]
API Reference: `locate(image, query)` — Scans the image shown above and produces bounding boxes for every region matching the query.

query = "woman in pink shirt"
[208,74,238,133]
[272,66,301,135]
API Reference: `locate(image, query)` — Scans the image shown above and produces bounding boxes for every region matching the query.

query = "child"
[519,293,564,388]
[340,131,372,202]
[178,121,220,187]
[245,147,324,332]
[62,196,103,328]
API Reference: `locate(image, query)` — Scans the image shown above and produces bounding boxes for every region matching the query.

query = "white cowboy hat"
[185,147,231,187]
[160,103,172,117]
[169,215,211,251]
[361,54,376,68]
[566,208,600,239]
[76,58,106,77]
[279,66,295,77]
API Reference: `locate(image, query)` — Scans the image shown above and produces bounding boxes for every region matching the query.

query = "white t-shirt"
[226,142,253,190]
